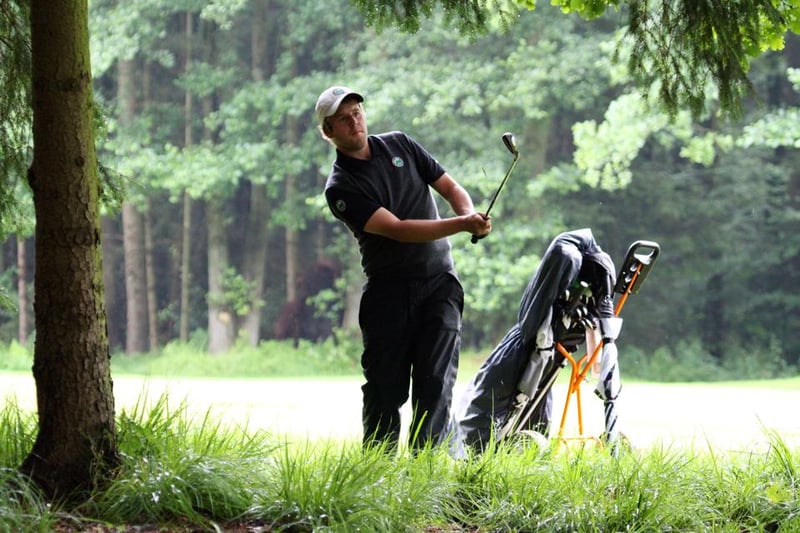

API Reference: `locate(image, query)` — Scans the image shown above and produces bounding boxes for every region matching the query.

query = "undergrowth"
[2,337,797,382]
[1,397,798,532]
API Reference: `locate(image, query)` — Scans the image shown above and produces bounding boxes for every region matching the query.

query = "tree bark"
[179,11,194,343]
[284,116,299,304]
[101,216,125,350]
[22,0,118,499]
[240,0,272,346]
[241,184,269,345]
[122,201,148,353]
[16,234,28,344]
[119,58,149,354]
[141,63,159,351]
[144,200,158,350]
[207,197,235,354]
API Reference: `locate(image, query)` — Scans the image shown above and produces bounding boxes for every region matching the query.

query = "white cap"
[315,86,364,127]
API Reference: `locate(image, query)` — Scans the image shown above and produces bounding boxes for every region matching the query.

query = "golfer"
[316,86,491,450]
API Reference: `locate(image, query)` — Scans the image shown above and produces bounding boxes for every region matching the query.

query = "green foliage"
[560,61,800,366]
[207,267,262,317]
[0,0,32,240]
[0,467,58,533]
[354,0,800,118]
[623,338,796,382]
[81,394,272,527]
[2,396,800,530]
[0,341,33,372]
[108,337,361,378]
[624,341,736,382]
[739,107,800,149]
[4,0,797,369]
[0,398,36,468]
[0,401,53,531]
[351,0,519,35]
[4,336,794,383]
[573,92,673,189]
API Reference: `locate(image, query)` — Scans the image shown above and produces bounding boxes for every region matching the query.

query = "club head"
[502,132,518,156]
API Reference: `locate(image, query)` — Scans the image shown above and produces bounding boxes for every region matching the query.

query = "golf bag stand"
[510,239,660,454]
[449,230,659,458]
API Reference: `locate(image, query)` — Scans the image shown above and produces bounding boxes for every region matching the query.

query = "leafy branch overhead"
[351,0,800,118]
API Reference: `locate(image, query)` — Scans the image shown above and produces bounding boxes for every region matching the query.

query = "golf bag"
[450,228,658,457]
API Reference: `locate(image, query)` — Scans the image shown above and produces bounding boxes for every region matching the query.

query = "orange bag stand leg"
[552,257,649,452]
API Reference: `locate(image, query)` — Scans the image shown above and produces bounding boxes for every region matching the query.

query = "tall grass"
[1,396,798,531]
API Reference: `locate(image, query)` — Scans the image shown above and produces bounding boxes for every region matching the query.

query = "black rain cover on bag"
[449,228,615,456]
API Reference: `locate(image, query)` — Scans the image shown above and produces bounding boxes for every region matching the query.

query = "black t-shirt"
[324,131,455,280]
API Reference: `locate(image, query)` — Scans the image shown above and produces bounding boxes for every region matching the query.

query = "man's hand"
[467,212,491,243]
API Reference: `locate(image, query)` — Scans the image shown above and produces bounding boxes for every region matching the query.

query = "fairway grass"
[2,370,799,453]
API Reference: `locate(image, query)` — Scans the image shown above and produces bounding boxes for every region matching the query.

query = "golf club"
[471,132,519,244]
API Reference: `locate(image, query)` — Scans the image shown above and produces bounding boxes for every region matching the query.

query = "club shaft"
[484,154,519,217]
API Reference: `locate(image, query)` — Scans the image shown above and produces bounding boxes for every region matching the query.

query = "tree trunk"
[179,11,194,343]
[284,115,299,304]
[342,278,361,331]
[207,197,235,354]
[122,201,148,353]
[101,216,125,350]
[16,234,28,344]
[144,200,158,350]
[179,193,193,342]
[119,58,149,354]
[22,0,118,499]
[240,0,272,346]
[241,185,269,345]
[141,63,159,351]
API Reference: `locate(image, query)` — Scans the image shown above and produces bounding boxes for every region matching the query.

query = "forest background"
[1,0,799,379]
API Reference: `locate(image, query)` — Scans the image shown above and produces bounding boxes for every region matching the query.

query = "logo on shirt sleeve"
[392,157,404,168]
[335,199,347,212]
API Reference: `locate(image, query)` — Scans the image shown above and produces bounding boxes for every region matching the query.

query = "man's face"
[325,98,367,153]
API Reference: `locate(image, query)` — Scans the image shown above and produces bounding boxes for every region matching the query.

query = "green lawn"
[3,370,800,452]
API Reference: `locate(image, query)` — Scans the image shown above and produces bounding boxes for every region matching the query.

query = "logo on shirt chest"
[392,156,404,168]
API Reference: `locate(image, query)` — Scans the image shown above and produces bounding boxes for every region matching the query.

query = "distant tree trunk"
[22,0,118,498]
[16,234,28,344]
[119,58,149,354]
[242,184,269,345]
[180,193,193,342]
[241,0,272,345]
[101,216,124,350]
[200,19,234,354]
[144,201,158,350]
[179,11,194,343]
[142,65,159,350]
[284,115,299,304]
[122,203,148,353]
[207,197,235,354]
[702,272,725,361]
[342,279,361,331]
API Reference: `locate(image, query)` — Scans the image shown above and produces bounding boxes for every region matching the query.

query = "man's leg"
[359,280,412,449]
[409,273,464,449]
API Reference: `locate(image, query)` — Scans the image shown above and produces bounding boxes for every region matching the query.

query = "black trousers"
[359,271,463,450]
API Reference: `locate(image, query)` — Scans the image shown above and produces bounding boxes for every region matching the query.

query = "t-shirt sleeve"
[401,133,446,184]
[325,187,380,233]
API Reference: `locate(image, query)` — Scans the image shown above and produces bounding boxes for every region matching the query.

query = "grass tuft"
[1,392,799,531]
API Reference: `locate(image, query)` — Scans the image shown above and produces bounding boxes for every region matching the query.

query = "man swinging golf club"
[316,85,491,451]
